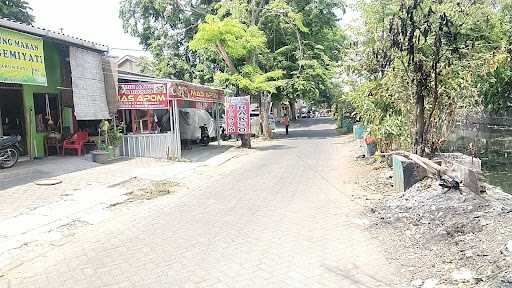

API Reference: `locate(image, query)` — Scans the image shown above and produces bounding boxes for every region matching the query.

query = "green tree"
[260,0,346,118]
[344,0,509,155]
[119,0,221,82]
[190,15,285,142]
[0,0,34,24]
[121,0,347,138]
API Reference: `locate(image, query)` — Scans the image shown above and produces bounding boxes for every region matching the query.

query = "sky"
[25,0,360,58]
[26,0,147,57]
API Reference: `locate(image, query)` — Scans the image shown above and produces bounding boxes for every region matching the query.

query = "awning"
[103,57,119,114]
[169,81,224,103]
[69,47,110,120]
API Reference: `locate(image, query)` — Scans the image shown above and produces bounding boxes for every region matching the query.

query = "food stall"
[117,80,224,160]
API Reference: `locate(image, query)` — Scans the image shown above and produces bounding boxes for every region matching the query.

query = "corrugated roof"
[117,70,225,93]
[0,18,108,52]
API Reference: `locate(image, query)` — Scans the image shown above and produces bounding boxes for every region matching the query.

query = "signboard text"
[118,83,168,110]
[0,27,46,86]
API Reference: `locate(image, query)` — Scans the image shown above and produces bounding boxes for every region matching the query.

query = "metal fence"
[121,133,179,160]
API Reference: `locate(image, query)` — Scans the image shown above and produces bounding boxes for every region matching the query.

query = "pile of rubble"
[361,157,512,287]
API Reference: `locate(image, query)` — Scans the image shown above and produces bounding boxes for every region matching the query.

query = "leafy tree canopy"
[121,0,347,109]
[0,0,34,24]
[120,0,222,82]
[342,0,512,154]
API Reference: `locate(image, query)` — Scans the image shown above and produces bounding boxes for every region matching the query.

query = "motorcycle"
[220,126,232,141]
[199,124,210,146]
[0,136,22,169]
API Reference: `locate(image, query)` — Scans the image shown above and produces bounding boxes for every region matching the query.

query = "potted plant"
[89,121,110,164]
[364,134,377,157]
[107,123,123,159]
[99,120,123,160]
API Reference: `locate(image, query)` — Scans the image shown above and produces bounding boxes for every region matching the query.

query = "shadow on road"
[0,157,106,190]
[289,117,335,128]
[274,128,342,141]
[252,144,292,151]
[323,264,394,288]
[272,118,342,141]
[181,143,235,163]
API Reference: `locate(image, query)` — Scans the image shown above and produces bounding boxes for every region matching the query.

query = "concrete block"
[393,155,428,193]
[437,153,481,194]
[436,153,481,172]
[449,163,481,194]
[464,167,480,194]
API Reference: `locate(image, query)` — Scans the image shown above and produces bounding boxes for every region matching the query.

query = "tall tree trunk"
[414,91,426,156]
[249,1,272,141]
[424,29,442,151]
[216,41,251,148]
[414,67,427,156]
[216,42,237,74]
[260,92,272,139]
[289,100,296,120]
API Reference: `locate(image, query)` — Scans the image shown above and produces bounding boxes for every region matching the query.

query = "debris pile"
[362,160,512,287]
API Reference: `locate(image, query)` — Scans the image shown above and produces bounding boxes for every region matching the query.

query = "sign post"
[225,96,251,136]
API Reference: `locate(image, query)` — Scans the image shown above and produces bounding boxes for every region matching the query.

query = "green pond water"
[482,161,512,194]
[445,127,512,194]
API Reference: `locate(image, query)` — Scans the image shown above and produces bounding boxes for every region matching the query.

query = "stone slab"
[393,155,427,193]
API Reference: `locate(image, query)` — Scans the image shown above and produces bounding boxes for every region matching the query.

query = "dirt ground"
[355,158,512,287]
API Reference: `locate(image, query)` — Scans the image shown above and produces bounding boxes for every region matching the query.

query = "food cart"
[117,80,224,160]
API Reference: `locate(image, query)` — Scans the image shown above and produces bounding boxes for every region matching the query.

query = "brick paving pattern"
[2,119,401,287]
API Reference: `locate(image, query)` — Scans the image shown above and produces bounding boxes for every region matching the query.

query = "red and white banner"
[225,96,251,135]
[168,82,224,103]
[118,83,168,110]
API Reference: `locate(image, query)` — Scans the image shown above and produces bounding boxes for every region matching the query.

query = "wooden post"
[169,99,179,159]
[122,110,127,134]
[147,110,153,132]
[0,109,3,136]
[215,103,221,146]
[131,110,137,133]
[173,100,181,160]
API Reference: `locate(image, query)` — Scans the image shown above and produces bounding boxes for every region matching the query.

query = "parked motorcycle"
[199,124,210,146]
[0,136,22,169]
[220,126,232,141]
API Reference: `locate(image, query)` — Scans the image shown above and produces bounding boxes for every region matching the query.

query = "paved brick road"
[2,119,401,287]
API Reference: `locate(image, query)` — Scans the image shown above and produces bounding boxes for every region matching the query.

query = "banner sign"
[169,82,224,103]
[118,83,168,110]
[225,96,251,135]
[0,27,46,86]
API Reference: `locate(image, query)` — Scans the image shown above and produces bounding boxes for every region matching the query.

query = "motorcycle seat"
[0,136,17,148]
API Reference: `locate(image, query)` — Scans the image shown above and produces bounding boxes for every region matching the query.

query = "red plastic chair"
[62,132,89,156]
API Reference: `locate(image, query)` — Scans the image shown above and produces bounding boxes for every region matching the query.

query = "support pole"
[122,110,127,134]
[176,100,182,159]
[216,103,221,147]
[0,109,3,136]
[169,102,174,158]
[172,100,181,160]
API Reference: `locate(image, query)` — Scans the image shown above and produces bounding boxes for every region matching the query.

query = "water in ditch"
[445,126,512,194]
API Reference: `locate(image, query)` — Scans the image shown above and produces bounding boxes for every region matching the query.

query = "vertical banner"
[225,96,251,135]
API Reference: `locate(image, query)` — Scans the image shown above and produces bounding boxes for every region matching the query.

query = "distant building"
[116,55,144,74]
